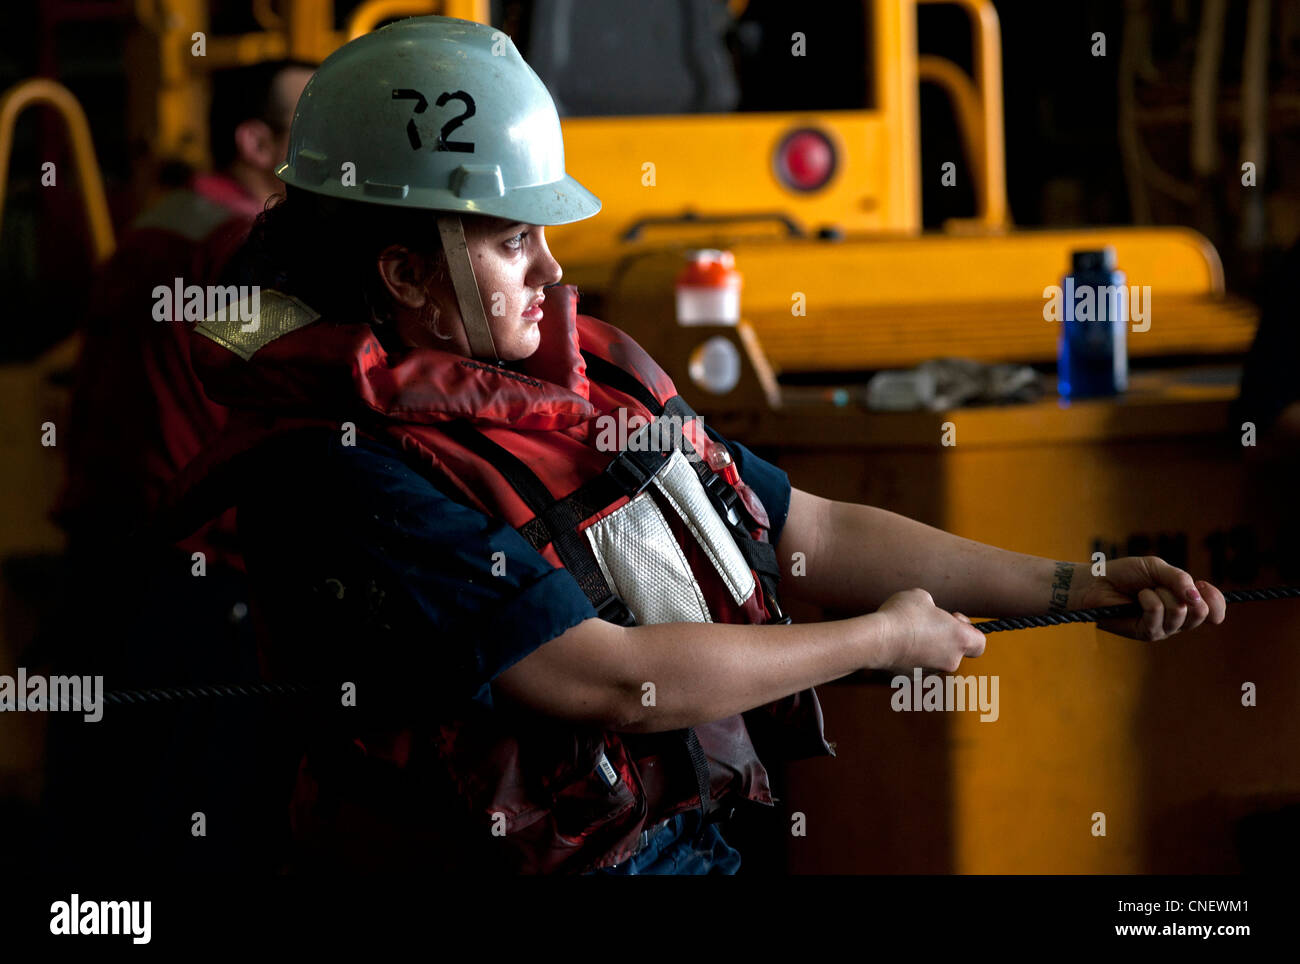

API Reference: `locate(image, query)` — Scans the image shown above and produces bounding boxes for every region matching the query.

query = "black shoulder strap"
[580,349,665,416]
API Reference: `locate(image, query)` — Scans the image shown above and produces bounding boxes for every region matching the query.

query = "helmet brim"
[482,174,602,226]
[277,164,601,227]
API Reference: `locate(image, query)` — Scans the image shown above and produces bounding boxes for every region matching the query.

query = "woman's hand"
[1069,556,1227,640]
[874,588,988,672]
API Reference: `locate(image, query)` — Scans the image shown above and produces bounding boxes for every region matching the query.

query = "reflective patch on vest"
[195,288,321,361]
[585,491,712,625]
[651,449,756,607]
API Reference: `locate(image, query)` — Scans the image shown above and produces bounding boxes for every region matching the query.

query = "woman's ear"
[376,245,430,309]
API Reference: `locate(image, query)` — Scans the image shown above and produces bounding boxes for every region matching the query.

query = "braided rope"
[98,586,1300,704]
[974,585,1300,634]
[103,681,313,706]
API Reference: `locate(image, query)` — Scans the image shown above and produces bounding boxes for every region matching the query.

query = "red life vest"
[169,283,835,873]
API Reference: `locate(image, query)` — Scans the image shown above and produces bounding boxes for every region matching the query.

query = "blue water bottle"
[1058,247,1128,399]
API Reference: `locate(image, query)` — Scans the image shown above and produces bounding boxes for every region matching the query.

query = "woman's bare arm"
[493,613,884,733]
[493,583,987,733]
[776,487,1083,617]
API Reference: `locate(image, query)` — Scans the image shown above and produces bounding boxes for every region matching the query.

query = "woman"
[173,16,1226,875]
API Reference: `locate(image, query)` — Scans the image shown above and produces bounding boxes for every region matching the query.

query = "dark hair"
[231,184,449,350]
[209,59,317,170]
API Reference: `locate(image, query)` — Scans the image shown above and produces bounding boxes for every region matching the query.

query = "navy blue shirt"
[238,425,791,707]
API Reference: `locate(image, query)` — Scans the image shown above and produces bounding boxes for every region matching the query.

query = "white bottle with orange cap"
[675,249,742,326]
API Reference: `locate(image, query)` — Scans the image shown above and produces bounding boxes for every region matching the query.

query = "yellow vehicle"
[111,0,1254,402]
[525,0,1252,406]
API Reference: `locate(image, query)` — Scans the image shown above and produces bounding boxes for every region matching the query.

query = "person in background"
[56,58,314,562]
[42,59,314,873]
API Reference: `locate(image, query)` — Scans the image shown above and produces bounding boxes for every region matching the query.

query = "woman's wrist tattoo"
[1050,561,1075,614]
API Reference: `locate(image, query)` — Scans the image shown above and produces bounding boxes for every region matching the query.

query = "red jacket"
[169,283,834,873]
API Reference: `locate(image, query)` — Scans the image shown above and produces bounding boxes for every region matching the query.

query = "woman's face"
[379,214,564,361]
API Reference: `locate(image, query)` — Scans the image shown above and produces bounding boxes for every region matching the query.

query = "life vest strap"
[580,349,665,415]
[660,395,790,624]
[435,420,635,625]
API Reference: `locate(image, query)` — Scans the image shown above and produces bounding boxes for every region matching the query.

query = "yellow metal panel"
[0,335,79,560]
[730,227,1225,307]
[937,406,1294,872]
[600,228,1248,374]
[550,112,898,269]
[708,378,1300,872]
[547,0,927,269]
[149,0,208,167]
[733,227,1241,369]
[744,295,1258,371]
[880,0,921,232]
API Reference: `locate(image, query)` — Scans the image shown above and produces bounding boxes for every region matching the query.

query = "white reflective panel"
[585,492,712,625]
[652,450,755,606]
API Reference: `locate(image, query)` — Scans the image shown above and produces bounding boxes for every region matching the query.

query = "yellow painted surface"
[598,230,1251,376]
[551,111,902,263]
[0,338,76,804]
[705,376,1300,873]
[548,0,923,269]
[0,336,77,560]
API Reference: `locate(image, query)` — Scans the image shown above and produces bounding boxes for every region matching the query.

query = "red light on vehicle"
[774,128,836,192]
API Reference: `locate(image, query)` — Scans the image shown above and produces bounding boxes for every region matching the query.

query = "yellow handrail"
[917,55,986,205]
[347,0,440,39]
[0,78,115,264]
[347,0,489,39]
[251,0,284,32]
[916,0,1008,230]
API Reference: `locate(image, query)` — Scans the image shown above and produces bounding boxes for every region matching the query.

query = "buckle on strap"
[596,594,637,627]
[603,445,671,497]
[604,454,658,497]
[702,471,742,527]
[603,410,695,497]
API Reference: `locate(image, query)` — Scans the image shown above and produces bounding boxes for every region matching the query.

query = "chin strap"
[436,214,499,363]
